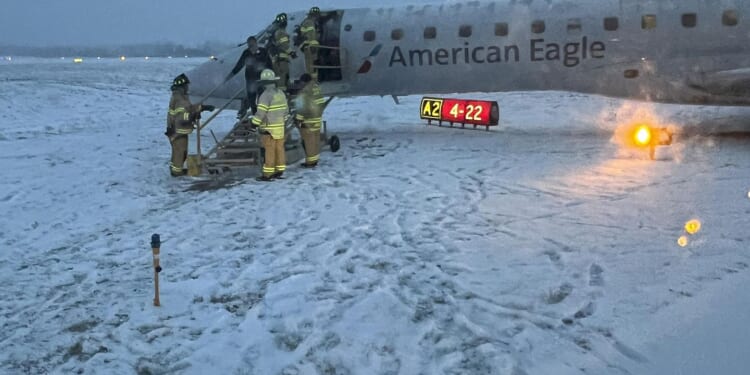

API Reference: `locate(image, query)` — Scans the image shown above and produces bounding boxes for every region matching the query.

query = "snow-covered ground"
[1,57,749,375]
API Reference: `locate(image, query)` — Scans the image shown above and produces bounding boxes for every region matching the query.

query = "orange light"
[634,125,652,146]
[678,236,688,247]
[684,219,701,235]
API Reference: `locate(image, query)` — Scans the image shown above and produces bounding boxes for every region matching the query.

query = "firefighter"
[299,7,321,80]
[294,73,326,167]
[251,69,289,181]
[165,74,214,176]
[226,36,272,119]
[270,13,294,91]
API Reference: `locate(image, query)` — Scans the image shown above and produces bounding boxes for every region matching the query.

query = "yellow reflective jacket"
[252,85,288,139]
[300,17,320,48]
[294,82,325,130]
[273,28,291,61]
[167,88,200,135]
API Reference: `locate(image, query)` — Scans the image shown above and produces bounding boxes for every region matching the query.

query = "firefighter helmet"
[259,69,279,82]
[171,73,189,90]
[275,13,287,24]
[310,7,320,15]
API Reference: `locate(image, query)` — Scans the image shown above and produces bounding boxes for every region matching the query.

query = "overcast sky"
[0,0,439,46]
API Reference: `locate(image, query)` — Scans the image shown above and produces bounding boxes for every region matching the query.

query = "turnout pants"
[303,46,318,80]
[261,134,286,177]
[300,126,320,164]
[272,59,289,91]
[169,134,188,175]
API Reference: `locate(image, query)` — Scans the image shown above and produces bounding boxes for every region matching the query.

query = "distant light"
[120,56,126,61]
[73,57,83,64]
[145,56,150,60]
[168,56,173,59]
[61,57,65,60]
[97,56,101,60]
[5,56,10,61]
[684,219,701,235]
[209,55,216,60]
[634,125,652,146]
[678,236,688,247]
[184,55,189,58]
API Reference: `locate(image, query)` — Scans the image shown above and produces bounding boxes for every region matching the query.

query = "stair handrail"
[196,87,245,160]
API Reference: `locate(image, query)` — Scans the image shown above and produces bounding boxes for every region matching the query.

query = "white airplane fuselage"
[187,0,750,107]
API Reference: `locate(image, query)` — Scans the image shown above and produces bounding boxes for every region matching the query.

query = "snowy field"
[1,57,750,375]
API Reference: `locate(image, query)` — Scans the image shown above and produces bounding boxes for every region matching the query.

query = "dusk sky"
[0,0,439,46]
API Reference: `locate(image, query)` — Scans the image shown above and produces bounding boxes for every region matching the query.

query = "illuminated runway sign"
[420,97,499,130]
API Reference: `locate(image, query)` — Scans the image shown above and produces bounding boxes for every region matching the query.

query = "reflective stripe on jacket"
[167,88,200,135]
[273,28,291,61]
[252,85,288,139]
[300,17,320,48]
[294,82,325,131]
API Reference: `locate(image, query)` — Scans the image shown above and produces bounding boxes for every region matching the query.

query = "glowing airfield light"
[73,57,83,64]
[634,125,652,146]
[120,56,126,61]
[145,56,150,60]
[678,236,688,247]
[684,219,702,235]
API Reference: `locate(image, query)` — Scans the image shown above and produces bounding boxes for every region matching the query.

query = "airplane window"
[459,25,472,38]
[624,69,639,79]
[642,15,657,29]
[344,24,352,32]
[604,17,619,31]
[424,27,437,39]
[495,23,508,36]
[567,19,582,33]
[723,10,738,26]
[682,13,697,28]
[532,20,545,34]
[391,29,404,40]
[364,30,376,42]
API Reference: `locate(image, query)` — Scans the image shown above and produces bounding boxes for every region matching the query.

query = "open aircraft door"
[314,10,344,83]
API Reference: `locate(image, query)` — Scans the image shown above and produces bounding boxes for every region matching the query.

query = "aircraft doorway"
[299,10,343,82]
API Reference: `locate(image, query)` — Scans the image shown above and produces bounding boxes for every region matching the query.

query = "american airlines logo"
[389,37,606,68]
[357,44,383,74]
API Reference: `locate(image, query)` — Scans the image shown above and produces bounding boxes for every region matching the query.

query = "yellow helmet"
[259,69,279,82]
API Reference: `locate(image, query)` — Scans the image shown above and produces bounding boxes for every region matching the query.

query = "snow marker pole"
[151,234,162,307]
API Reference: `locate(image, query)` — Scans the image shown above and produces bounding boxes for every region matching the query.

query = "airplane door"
[316,10,344,82]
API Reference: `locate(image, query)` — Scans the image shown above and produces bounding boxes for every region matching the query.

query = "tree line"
[0,42,235,58]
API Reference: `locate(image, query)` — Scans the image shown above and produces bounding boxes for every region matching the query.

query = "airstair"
[184,12,344,183]
[189,87,338,180]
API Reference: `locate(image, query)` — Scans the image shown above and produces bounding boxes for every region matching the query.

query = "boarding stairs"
[191,86,338,178]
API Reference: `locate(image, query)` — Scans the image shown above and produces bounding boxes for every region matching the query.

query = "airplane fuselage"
[188,0,750,107]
